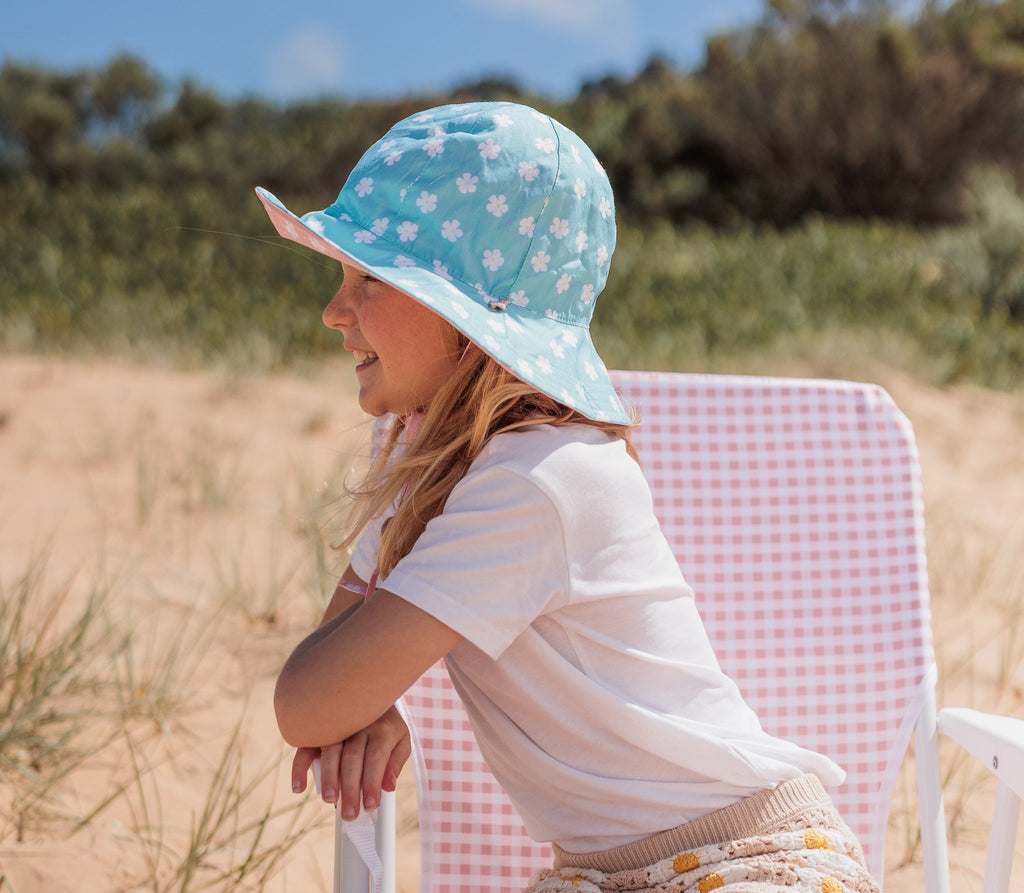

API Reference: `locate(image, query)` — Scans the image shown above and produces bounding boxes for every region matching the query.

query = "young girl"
[259,101,882,893]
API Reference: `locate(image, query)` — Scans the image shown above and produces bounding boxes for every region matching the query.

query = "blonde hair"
[341,339,638,579]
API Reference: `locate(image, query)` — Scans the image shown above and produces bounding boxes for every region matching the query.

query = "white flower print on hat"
[256,100,626,424]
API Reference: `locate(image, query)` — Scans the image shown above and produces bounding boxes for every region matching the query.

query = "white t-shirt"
[351,422,844,853]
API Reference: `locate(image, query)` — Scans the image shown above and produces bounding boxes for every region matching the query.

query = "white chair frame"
[332,372,1024,893]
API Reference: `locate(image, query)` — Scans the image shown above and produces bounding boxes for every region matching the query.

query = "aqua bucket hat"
[256,100,628,424]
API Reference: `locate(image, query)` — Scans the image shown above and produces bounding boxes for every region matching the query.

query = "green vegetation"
[4,0,1024,386]
[599,174,1024,388]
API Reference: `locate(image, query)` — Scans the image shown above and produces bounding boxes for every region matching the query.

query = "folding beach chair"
[336,371,1024,893]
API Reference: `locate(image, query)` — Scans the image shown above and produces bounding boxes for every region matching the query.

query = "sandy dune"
[1,353,1022,891]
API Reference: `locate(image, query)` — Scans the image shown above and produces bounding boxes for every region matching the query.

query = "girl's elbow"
[273,674,310,747]
[276,714,305,749]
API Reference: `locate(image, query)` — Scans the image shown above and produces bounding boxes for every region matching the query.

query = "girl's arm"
[320,563,370,624]
[275,586,463,749]
[288,564,434,815]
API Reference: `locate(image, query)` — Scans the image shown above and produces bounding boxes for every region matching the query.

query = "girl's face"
[322,263,462,417]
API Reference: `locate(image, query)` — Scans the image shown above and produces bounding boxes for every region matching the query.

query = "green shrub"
[4,167,1024,388]
[594,198,1024,387]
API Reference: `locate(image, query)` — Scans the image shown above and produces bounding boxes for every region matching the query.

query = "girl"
[259,101,881,893]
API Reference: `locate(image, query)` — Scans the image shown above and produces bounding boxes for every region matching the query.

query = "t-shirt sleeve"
[379,462,569,659]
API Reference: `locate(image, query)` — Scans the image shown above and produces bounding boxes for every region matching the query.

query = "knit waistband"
[552,774,834,874]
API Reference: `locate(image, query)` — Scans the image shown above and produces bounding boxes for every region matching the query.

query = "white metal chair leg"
[915,683,952,893]
[338,815,367,892]
[334,791,397,893]
[982,781,1021,893]
[376,790,396,893]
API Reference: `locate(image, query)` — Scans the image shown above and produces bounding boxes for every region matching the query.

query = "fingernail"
[342,805,357,820]
[293,782,303,793]
[324,788,337,803]
[364,795,378,811]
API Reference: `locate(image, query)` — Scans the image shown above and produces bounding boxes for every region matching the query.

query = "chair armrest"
[937,707,1024,893]
[937,707,1024,801]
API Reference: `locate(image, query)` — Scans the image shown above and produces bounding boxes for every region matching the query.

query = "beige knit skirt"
[524,776,882,893]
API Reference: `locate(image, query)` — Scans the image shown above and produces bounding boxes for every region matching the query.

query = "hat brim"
[256,187,630,424]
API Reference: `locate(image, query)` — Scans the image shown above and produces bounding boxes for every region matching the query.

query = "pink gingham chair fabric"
[387,371,937,892]
[401,662,552,890]
[613,371,935,881]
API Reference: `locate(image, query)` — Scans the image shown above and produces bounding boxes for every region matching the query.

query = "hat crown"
[329,102,616,325]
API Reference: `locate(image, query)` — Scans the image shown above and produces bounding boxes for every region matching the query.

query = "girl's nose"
[322,285,354,330]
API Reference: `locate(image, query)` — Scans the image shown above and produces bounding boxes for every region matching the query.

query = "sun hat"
[256,100,628,424]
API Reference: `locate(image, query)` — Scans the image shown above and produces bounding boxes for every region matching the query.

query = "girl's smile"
[351,350,378,368]
[323,264,461,417]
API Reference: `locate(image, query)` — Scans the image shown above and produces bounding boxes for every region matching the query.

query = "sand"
[1,353,1022,891]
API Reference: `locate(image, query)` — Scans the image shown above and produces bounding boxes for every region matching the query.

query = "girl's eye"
[342,266,380,286]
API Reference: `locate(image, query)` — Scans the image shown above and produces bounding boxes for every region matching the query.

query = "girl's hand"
[290,706,411,819]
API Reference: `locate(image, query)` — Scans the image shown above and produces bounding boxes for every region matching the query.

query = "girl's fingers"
[318,741,343,804]
[290,746,318,794]
[290,710,411,816]
[359,735,392,811]
[382,733,412,793]
[338,732,368,820]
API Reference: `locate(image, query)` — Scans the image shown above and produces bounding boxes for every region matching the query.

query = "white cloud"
[462,0,637,47]
[268,25,346,98]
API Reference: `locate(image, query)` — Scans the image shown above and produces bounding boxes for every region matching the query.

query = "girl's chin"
[356,394,386,417]
[357,390,411,418]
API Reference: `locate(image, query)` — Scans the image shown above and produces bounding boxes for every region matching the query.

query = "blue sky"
[2,0,766,102]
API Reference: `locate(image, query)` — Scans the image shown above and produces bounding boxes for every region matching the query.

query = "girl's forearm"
[274,609,364,746]
[274,589,462,748]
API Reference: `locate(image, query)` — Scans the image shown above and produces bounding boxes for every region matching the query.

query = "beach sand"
[1,353,1022,891]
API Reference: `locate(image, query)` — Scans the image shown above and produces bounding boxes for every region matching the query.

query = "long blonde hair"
[341,339,638,579]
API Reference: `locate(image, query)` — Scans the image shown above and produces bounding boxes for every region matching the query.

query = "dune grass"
[0,554,115,843]
[0,547,330,890]
[0,390,356,888]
